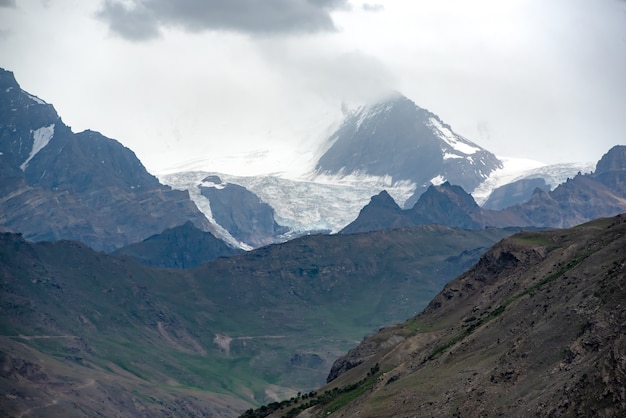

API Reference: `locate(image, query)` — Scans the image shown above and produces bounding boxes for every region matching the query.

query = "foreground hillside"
[0,226,512,416]
[259,214,626,417]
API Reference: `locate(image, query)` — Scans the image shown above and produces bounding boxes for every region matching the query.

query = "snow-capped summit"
[313,93,502,207]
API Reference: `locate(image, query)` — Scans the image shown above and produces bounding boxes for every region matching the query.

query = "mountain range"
[2,66,626,417]
[342,145,626,234]
[1,67,599,250]
[161,95,593,249]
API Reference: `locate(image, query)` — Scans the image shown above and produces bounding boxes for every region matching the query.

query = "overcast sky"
[1,0,625,176]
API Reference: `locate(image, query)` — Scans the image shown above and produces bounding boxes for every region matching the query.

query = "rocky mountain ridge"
[0,68,211,251]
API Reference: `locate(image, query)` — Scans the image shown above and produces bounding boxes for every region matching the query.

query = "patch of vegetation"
[512,233,558,248]
[402,318,437,336]
[239,365,383,418]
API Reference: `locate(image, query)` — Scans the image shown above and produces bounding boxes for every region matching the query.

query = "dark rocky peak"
[315,93,443,184]
[24,129,161,193]
[419,182,480,212]
[369,190,400,208]
[408,182,482,229]
[0,68,18,89]
[595,145,626,173]
[340,190,412,234]
[0,68,62,173]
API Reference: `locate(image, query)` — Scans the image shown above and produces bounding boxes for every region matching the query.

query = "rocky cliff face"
[0,68,211,251]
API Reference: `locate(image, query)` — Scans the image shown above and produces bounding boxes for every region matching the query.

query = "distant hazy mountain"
[0,68,211,251]
[112,221,242,268]
[482,177,551,210]
[474,161,596,207]
[314,93,503,207]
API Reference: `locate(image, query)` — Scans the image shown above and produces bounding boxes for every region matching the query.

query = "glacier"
[161,170,417,239]
[161,156,594,250]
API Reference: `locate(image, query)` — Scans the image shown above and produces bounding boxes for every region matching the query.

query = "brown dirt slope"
[267,214,626,418]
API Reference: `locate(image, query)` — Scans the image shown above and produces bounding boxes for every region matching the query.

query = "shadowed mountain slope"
[112,221,242,268]
[200,176,289,248]
[259,214,626,418]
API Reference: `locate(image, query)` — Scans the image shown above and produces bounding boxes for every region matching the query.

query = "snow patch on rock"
[20,124,55,171]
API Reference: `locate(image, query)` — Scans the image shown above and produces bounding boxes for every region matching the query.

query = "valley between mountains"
[1,67,626,417]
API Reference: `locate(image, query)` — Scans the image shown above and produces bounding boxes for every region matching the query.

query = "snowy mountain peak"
[314,92,502,207]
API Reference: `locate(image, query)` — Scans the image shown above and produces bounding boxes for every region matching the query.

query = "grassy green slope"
[0,225,513,416]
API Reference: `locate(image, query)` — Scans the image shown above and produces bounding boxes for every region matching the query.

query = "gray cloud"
[362,3,384,12]
[97,1,160,41]
[97,0,349,41]
[0,0,16,8]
